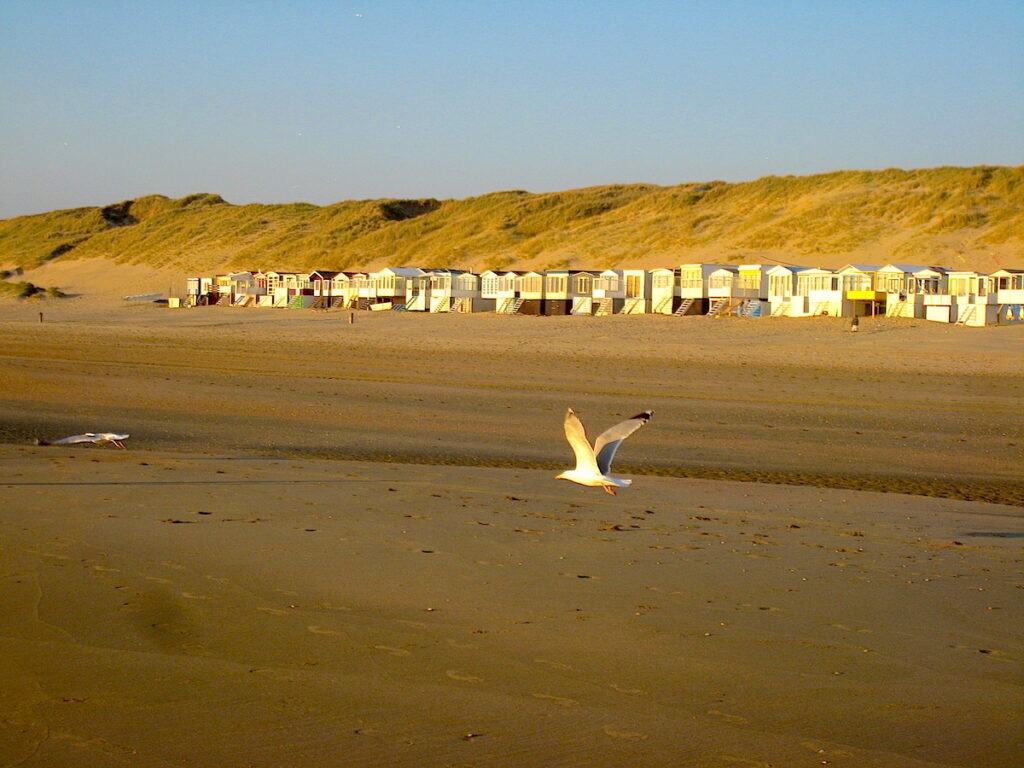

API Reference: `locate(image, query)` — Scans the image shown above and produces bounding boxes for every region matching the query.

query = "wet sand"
[1,283,1022,766]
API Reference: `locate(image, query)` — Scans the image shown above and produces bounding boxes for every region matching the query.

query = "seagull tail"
[34,438,51,446]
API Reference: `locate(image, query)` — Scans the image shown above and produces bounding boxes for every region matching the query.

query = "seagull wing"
[594,411,652,475]
[52,433,99,445]
[563,409,600,474]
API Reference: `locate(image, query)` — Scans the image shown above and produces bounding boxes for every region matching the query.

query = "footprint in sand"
[307,625,342,636]
[532,693,577,707]
[446,670,484,683]
[534,659,573,671]
[256,606,290,616]
[181,592,210,600]
[708,709,749,725]
[371,645,412,657]
[602,724,648,742]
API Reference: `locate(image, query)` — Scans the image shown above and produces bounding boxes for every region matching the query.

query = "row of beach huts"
[185,263,1024,326]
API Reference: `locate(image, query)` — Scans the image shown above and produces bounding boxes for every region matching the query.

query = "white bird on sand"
[38,432,130,448]
[556,409,652,495]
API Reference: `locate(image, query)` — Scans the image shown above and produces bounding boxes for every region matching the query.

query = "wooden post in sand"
[39,312,43,323]
[349,311,354,324]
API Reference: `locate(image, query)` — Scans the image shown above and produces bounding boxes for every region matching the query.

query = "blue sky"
[1,0,1021,218]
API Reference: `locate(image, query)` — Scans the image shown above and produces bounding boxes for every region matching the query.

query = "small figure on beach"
[36,432,130,448]
[850,316,860,333]
[556,408,652,495]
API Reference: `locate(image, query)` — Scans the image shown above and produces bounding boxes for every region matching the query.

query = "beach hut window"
[626,274,643,297]
[522,276,543,293]
[652,273,672,289]
[546,277,567,294]
[738,273,760,291]
[574,274,592,293]
[482,277,498,293]
[679,275,702,290]
[876,274,904,293]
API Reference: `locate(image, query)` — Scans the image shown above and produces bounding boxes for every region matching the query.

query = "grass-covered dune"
[1,166,1021,275]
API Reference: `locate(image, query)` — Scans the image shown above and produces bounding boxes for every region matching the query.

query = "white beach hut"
[620,269,652,314]
[650,268,677,314]
[484,271,525,313]
[873,265,944,318]
[926,271,999,326]
[766,265,816,316]
[837,264,883,317]
[373,267,425,310]
[794,268,839,317]
[992,269,1024,323]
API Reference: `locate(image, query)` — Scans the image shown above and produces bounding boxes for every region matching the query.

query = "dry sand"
[1,262,1022,766]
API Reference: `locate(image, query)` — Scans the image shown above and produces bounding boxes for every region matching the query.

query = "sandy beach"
[1,272,1022,766]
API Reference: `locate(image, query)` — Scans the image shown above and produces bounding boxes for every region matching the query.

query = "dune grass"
[1,166,1021,274]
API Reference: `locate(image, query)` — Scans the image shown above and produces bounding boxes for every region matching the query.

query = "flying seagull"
[38,432,130,448]
[556,409,652,495]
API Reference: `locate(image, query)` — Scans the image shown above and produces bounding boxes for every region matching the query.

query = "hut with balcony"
[836,265,883,317]
[926,271,999,326]
[992,269,1024,323]
[372,267,424,310]
[873,265,944,318]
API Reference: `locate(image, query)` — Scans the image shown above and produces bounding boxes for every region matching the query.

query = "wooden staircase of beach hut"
[450,297,470,313]
[741,299,761,317]
[622,298,645,314]
[673,298,695,316]
[331,296,346,308]
[311,296,328,310]
[392,301,410,311]
[706,298,737,316]
[594,298,614,316]
[288,295,305,309]
[653,295,672,314]
[771,300,790,317]
[499,298,524,314]
[812,301,831,316]
[955,305,977,326]
[886,299,909,318]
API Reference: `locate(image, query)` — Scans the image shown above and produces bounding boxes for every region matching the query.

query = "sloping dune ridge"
[1,165,1022,276]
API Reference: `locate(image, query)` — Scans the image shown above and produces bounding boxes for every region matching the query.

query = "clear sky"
[1,0,1021,218]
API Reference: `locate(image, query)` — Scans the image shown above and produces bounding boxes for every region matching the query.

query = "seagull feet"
[603,486,617,496]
